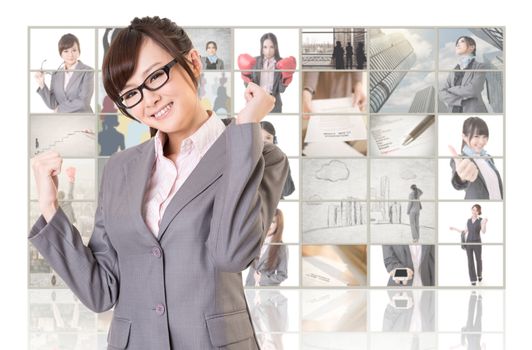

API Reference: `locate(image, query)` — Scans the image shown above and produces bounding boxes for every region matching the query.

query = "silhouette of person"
[332,41,345,69]
[345,42,353,69]
[98,115,125,156]
[356,42,366,69]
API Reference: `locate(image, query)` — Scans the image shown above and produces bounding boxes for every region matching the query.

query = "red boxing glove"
[276,56,296,86]
[238,54,256,84]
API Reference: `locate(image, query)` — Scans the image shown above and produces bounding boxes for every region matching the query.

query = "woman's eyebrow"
[122,62,163,90]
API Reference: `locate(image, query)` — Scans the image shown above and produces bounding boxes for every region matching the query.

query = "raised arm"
[29,152,119,312]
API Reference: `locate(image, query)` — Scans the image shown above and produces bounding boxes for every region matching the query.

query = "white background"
[438,289,504,332]
[2,0,528,348]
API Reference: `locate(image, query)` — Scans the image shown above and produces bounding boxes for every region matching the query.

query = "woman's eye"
[150,72,164,82]
[124,91,138,100]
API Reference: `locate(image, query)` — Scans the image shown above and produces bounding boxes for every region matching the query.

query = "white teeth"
[153,103,172,119]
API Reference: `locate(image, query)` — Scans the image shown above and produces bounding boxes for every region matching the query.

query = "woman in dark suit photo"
[34,33,94,113]
[237,32,296,113]
[449,116,503,200]
[29,16,289,350]
[450,204,488,286]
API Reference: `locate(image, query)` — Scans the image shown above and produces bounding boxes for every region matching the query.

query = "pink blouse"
[142,110,226,237]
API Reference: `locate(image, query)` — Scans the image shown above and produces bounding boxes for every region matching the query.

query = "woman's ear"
[187,49,202,77]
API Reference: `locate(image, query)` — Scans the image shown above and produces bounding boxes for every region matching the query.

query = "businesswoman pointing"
[34,33,94,113]
[29,16,289,350]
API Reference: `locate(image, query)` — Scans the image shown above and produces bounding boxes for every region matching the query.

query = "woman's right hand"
[31,151,62,222]
[449,145,479,182]
[34,71,45,89]
[237,82,276,124]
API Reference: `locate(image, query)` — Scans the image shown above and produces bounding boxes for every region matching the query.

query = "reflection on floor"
[29,288,505,349]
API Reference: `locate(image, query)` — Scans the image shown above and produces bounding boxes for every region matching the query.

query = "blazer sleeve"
[260,245,288,285]
[382,245,405,273]
[57,71,94,113]
[450,158,469,190]
[446,70,486,100]
[36,79,59,110]
[206,121,289,272]
[438,72,462,108]
[28,162,119,313]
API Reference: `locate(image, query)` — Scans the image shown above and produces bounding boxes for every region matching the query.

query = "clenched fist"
[449,145,479,183]
[237,82,276,124]
[31,150,62,222]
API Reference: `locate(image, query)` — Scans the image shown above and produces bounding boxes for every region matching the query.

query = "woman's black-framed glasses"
[118,58,178,109]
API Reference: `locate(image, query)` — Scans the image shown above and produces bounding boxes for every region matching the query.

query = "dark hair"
[265,208,284,271]
[102,16,197,137]
[205,41,217,50]
[472,204,482,215]
[462,117,489,150]
[456,36,477,56]
[58,33,80,55]
[410,184,420,199]
[259,121,277,144]
[259,33,281,61]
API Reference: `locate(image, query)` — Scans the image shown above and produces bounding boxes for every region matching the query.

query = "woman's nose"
[143,89,161,107]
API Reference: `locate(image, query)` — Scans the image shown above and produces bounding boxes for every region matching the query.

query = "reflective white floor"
[29,288,504,349]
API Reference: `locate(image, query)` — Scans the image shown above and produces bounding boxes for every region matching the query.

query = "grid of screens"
[28,26,505,289]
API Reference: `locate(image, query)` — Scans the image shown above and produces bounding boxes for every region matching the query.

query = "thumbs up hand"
[449,145,479,183]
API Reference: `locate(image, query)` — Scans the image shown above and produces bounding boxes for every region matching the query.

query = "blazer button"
[152,247,162,258]
[155,303,165,315]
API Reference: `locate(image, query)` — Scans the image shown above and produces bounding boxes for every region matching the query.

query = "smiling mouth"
[151,102,173,120]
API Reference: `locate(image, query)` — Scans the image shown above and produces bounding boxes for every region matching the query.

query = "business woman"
[237,32,296,113]
[259,121,295,198]
[449,116,503,200]
[382,245,435,287]
[407,184,423,243]
[202,41,225,70]
[30,16,289,350]
[34,33,94,113]
[439,36,488,113]
[450,204,487,286]
[245,208,288,286]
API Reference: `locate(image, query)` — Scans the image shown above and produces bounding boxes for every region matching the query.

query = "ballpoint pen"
[403,115,435,146]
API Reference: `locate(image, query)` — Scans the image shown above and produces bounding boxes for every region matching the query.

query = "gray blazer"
[383,245,435,287]
[439,60,487,113]
[245,244,288,286]
[28,119,289,350]
[450,157,503,200]
[37,60,94,113]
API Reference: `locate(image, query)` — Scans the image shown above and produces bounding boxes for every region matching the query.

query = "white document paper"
[305,115,367,143]
[311,97,361,114]
[370,116,434,156]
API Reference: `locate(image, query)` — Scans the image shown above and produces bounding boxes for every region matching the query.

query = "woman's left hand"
[237,82,275,124]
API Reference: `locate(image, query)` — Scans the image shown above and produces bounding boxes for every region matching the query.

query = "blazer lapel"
[157,129,226,241]
[123,139,159,244]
